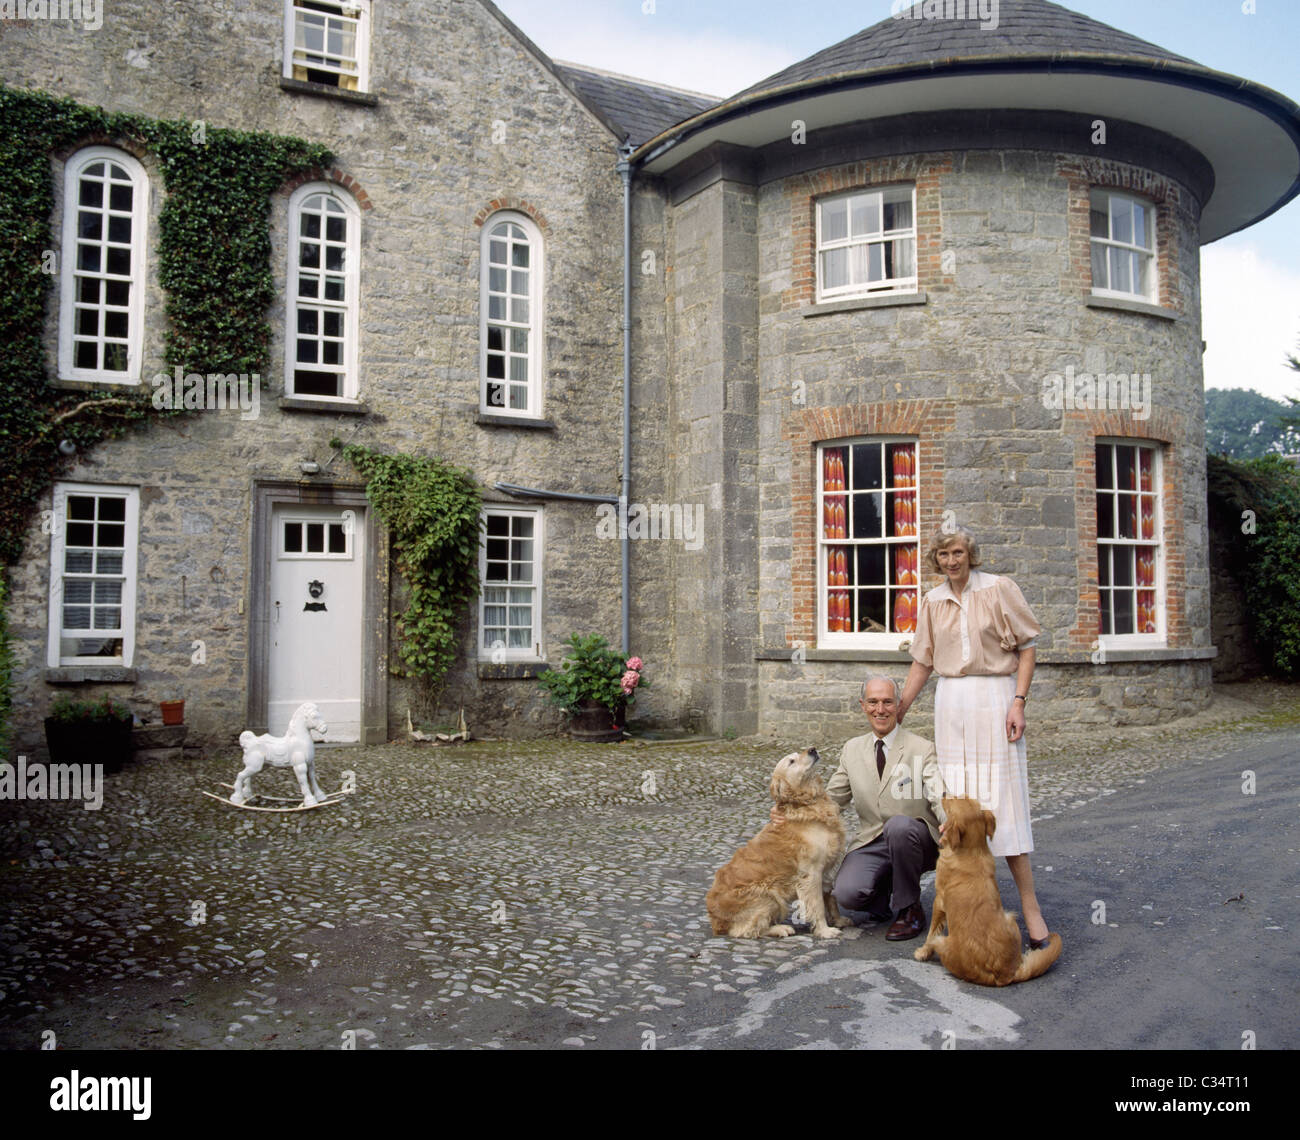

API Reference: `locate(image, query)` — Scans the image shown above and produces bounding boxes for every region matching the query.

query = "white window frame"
[1090,190,1156,302]
[816,437,921,649]
[46,483,140,668]
[1095,439,1165,647]
[285,182,361,401]
[283,0,371,92]
[279,514,354,560]
[57,146,149,385]
[479,212,543,418]
[479,507,543,661]
[815,185,917,302]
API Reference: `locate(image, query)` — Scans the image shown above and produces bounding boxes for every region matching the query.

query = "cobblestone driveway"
[2,683,1296,1050]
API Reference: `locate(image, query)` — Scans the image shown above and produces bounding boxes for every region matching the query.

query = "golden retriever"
[914,796,1062,985]
[706,748,852,939]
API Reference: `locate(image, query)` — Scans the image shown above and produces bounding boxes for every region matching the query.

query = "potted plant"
[159,698,185,726]
[537,634,647,742]
[44,694,134,772]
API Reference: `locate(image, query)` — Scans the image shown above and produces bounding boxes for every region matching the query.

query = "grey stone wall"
[664,176,762,735]
[2,0,631,752]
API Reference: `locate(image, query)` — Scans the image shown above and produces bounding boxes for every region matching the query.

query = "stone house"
[2,0,1298,754]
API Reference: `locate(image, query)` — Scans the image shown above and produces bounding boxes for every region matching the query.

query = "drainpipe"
[617,143,635,655]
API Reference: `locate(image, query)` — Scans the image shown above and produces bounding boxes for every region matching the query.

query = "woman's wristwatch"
[1014,694,1027,702]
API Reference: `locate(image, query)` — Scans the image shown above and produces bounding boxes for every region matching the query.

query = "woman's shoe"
[1028,933,1051,950]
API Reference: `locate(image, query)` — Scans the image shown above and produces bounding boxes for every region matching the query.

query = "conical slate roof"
[631,0,1300,243]
[737,0,1195,100]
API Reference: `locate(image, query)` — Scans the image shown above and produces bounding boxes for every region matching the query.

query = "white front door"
[268,504,364,741]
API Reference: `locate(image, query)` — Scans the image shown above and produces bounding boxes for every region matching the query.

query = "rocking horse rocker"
[202,701,350,812]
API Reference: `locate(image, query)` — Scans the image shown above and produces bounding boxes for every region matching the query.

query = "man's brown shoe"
[885,903,926,941]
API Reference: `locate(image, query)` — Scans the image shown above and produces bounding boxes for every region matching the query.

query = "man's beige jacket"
[826,727,948,853]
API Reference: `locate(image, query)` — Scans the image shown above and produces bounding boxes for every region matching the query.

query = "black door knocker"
[304,579,327,612]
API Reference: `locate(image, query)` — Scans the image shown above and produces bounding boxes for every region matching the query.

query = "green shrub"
[47,693,133,723]
[1208,451,1300,676]
[537,634,645,712]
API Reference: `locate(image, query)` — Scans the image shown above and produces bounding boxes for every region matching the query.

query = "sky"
[494,0,1300,407]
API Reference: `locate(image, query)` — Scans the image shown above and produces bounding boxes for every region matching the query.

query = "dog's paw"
[913,944,934,961]
[765,924,796,938]
[833,915,854,928]
[812,925,842,939]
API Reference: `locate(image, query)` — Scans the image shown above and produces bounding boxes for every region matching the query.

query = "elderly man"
[827,675,947,941]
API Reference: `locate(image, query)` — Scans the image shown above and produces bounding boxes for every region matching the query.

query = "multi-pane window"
[46,484,139,667]
[816,186,916,301]
[1096,441,1162,638]
[284,0,370,91]
[480,509,541,658]
[287,185,359,399]
[58,147,148,384]
[1090,190,1155,300]
[281,516,352,558]
[818,440,919,642]
[480,214,541,416]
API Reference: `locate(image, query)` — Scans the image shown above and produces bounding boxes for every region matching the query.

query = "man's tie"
[876,738,886,779]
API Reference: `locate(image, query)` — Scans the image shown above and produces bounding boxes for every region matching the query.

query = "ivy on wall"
[334,441,483,686]
[0,85,332,567]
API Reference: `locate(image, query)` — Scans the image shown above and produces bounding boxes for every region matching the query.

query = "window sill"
[51,377,142,392]
[46,666,138,683]
[279,396,370,415]
[1086,295,1178,321]
[803,292,927,318]
[477,662,550,680]
[757,646,1217,664]
[278,76,379,107]
[475,412,555,430]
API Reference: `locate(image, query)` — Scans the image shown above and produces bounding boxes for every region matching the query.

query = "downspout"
[617,142,636,655]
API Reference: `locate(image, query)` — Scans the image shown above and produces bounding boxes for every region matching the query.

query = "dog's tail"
[1011,933,1062,982]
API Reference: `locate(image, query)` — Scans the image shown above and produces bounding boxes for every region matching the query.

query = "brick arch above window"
[281,165,374,211]
[1058,156,1195,314]
[784,400,957,647]
[473,197,552,235]
[54,134,152,164]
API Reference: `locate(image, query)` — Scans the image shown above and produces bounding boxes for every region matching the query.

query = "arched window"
[58,147,149,384]
[480,212,542,416]
[286,183,360,400]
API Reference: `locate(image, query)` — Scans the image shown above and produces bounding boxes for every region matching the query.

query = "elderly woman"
[897,527,1052,947]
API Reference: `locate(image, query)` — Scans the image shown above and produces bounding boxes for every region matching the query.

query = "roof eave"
[631,54,1300,241]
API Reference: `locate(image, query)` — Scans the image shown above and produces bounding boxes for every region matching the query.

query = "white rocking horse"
[230,701,329,807]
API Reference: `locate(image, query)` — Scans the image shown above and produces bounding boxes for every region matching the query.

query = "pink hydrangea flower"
[626,657,643,671]
[620,670,641,694]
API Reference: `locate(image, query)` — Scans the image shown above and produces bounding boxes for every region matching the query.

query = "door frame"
[247,480,387,743]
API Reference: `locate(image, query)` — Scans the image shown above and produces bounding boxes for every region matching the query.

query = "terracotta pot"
[568,698,625,742]
[159,700,185,726]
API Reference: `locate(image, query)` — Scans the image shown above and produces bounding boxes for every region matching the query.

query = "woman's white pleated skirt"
[934,673,1033,856]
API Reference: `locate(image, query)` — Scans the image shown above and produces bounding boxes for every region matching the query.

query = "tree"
[1203,388,1299,457]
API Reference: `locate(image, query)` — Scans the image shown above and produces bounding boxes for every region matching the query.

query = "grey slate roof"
[735,0,1198,100]
[554,62,719,146]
